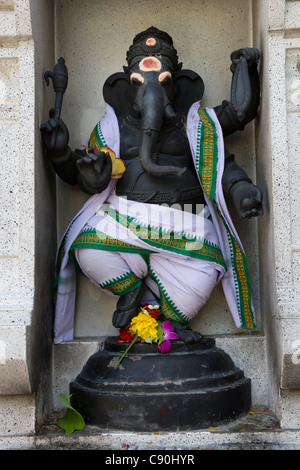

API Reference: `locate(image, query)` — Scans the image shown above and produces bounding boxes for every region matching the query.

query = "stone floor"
[2,405,300,450]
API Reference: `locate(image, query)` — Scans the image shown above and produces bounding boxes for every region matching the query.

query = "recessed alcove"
[4,0,300,443]
[55,0,259,336]
[49,0,270,411]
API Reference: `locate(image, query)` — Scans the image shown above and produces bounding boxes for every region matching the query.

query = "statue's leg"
[112,282,146,328]
[74,248,146,329]
[145,254,224,343]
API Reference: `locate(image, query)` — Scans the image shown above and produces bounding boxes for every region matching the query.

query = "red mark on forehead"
[142,58,159,68]
[139,56,162,72]
[146,37,156,46]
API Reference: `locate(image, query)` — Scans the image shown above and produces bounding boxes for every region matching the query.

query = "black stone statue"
[41,27,262,343]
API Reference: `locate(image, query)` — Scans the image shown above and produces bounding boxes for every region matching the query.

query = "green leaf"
[144,337,158,344]
[57,393,85,436]
[156,322,164,344]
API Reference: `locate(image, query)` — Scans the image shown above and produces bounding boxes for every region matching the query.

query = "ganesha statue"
[41,27,263,345]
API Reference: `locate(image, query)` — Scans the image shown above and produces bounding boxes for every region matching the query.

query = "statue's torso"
[116,114,204,210]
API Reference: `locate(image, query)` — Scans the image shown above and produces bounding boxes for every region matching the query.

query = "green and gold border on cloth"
[100,271,142,296]
[104,207,227,270]
[196,108,219,202]
[70,228,154,255]
[224,224,255,328]
[196,107,255,329]
[148,265,190,325]
[88,121,107,150]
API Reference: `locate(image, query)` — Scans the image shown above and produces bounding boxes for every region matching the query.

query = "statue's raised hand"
[40,107,69,158]
[76,148,112,194]
[230,48,260,73]
[230,180,263,219]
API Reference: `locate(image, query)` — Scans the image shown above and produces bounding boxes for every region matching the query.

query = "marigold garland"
[115,304,179,368]
[129,311,158,340]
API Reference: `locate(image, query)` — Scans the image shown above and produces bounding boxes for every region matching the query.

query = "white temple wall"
[0,0,300,437]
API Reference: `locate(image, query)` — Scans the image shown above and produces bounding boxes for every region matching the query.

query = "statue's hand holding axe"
[40,57,69,159]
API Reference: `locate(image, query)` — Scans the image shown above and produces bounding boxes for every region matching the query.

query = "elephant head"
[103,27,204,178]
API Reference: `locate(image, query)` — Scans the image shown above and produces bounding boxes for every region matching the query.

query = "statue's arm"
[40,112,112,193]
[223,149,263,219]
[214,48,260,137]
[47,146,80,185]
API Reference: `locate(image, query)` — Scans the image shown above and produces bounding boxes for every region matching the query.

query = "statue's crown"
[126,27,180,71]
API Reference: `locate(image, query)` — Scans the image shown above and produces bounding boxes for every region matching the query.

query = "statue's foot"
[112,282,145,329]
[173,324,203,344]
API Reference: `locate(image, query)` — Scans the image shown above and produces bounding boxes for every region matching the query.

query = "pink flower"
[157,320,179,353]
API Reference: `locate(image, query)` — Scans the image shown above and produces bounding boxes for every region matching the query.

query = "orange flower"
[99,146,126,179]
[129,312,158,341]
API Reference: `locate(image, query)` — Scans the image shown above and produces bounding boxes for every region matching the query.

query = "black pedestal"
[70,336,251,431]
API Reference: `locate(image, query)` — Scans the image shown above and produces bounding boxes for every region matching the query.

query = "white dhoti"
[73,195,226,324]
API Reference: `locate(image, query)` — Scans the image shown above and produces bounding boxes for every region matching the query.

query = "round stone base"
[70,337,251,431]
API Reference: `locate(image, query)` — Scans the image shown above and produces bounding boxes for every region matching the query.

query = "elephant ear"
[173,69,204,114]
[103,72,131,118]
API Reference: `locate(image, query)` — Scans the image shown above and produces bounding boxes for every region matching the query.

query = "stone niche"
[56,0,260,337]
[52,0,269,413]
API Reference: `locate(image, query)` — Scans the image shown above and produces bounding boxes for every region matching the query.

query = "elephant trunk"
[138,86,186,178]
